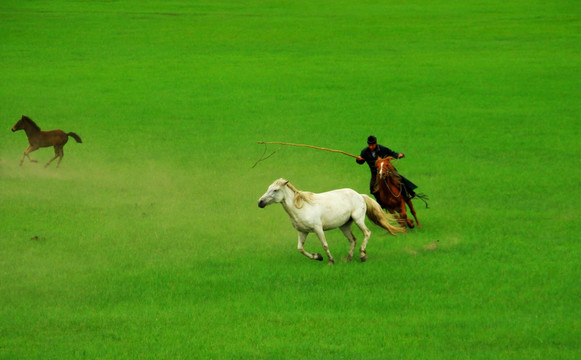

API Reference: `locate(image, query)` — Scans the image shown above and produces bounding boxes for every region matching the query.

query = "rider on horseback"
[356,135,419,205]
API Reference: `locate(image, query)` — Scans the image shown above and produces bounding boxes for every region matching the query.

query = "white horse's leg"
[354,217,372,262]
[339,223,357,262]
[313,227,334,265]
[297,231,323,261]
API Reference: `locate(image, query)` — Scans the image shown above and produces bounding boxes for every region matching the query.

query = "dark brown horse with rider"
[12,115,82,168]
[374,156,427,228]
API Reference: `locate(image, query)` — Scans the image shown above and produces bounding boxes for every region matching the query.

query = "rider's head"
[367,135,377,150]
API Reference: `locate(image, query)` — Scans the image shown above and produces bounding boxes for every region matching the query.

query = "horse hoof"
[314,253,324,261]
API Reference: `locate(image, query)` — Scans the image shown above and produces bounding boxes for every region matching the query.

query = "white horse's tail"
[362,194,406,235]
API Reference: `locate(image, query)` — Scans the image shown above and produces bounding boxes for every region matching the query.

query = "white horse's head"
[258,178,289,208]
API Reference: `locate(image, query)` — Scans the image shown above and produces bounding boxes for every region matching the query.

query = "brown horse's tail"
[67,132,82,143]
[361,194,406,235]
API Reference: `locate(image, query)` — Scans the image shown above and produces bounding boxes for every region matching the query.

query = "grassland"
[1,0,579,359]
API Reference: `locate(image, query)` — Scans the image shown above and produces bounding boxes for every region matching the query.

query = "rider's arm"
[356,150,366,164]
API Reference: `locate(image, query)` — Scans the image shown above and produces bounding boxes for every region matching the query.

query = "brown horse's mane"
[286,182,314,209]
[374,156,402,192]
[21,116,41,131]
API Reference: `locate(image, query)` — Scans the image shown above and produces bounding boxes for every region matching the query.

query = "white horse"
[258,178,405,264]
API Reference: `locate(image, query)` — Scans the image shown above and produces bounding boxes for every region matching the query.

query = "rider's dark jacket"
[356,144,401,176]
[356,144,417,197]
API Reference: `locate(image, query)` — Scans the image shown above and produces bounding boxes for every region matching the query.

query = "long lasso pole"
[257,141,359,159]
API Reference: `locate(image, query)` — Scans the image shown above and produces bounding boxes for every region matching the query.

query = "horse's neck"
[379,174,398,190]
[281,187,301,217]
[22,123,40,137]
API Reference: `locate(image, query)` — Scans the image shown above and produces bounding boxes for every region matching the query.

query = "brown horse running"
[11,115,82,168]
[374,156,421,228]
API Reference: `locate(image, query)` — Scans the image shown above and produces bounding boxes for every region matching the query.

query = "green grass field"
[1,0,579,358]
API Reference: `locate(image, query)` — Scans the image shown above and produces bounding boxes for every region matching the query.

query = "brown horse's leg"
[45,146,62,168]
[399,201,414,228]
[406,199,421,227]
[387,208,405,227]
[21,145,39,166]
[56,147,64,168]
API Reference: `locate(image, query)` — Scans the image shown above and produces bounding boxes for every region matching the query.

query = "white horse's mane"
[284,181,314,209]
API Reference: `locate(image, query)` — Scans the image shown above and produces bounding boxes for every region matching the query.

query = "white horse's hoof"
[314,253,324,261]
